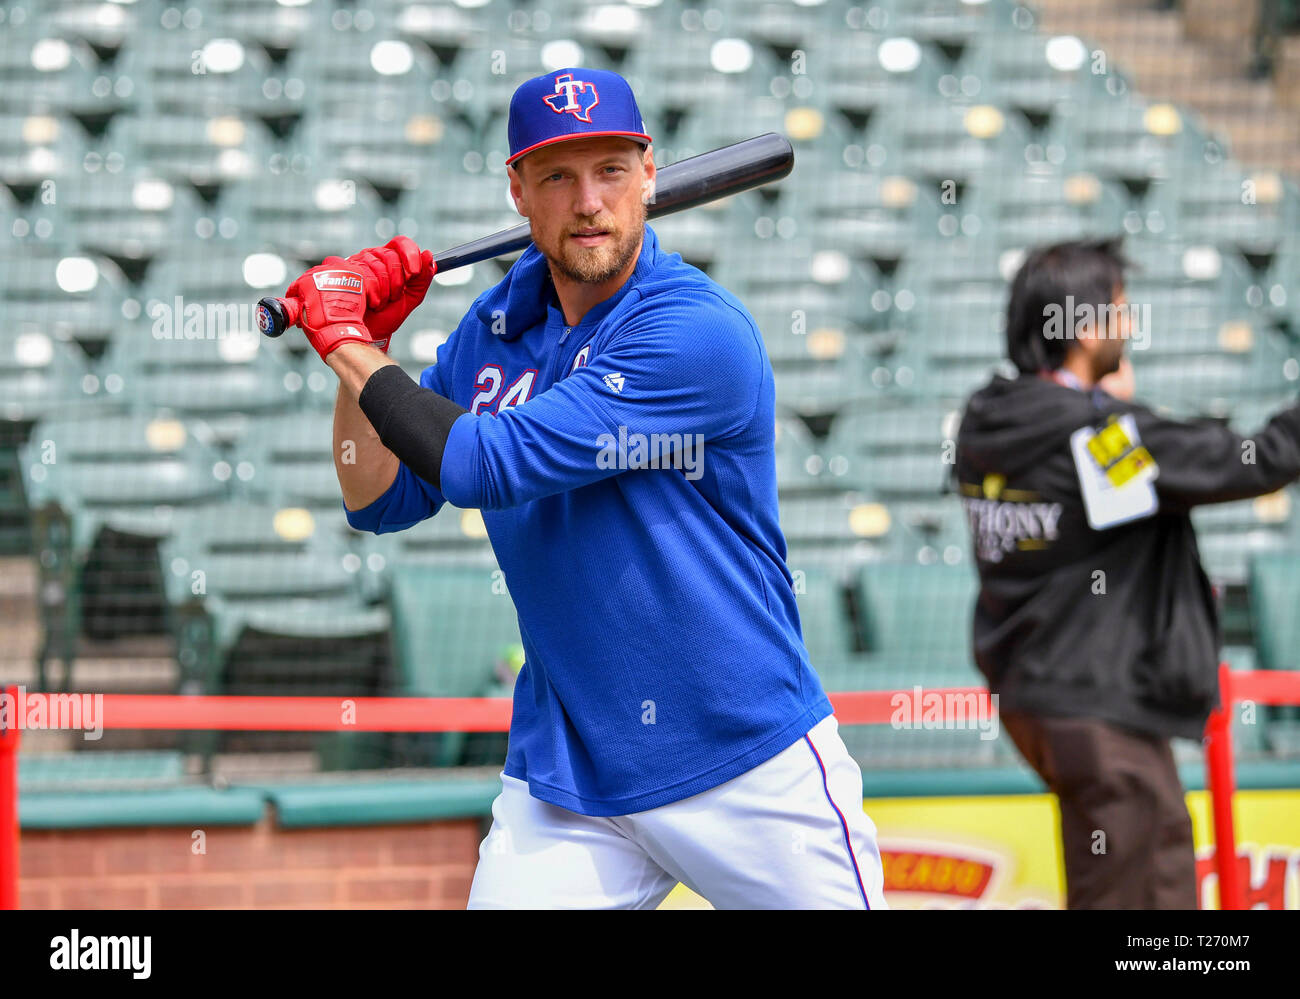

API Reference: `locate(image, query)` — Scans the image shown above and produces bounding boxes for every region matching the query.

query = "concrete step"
[1145,77,1276,112]
[206,752,320,781]
[66,656,178,694]
[1038,9,1187,46]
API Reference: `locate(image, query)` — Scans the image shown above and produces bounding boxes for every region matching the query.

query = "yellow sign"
[659,790,1300,909]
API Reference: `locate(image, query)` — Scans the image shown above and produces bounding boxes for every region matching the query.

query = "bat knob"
[256,297,295,338]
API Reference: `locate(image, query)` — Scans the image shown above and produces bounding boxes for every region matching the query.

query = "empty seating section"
[3,0,1297,775]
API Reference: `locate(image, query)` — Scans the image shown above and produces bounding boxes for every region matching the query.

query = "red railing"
[3,672,1298,909]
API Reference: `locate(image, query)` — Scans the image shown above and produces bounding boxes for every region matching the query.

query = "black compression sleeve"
[358,364,469,491]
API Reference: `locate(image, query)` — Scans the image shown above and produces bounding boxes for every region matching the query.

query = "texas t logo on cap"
[544,74,600,122]
[507,67,652,166]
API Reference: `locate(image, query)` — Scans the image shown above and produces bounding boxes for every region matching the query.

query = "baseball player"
[280,67,887,909]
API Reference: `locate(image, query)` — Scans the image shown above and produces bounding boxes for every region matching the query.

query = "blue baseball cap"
[507,67,652,167]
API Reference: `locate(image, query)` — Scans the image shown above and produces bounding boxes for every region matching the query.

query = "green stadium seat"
[0,248,131,357]
[0,30,121,117]
[1146,165,1300,255]
[791,564,879,691]
[234,411,346,513]
[797,31,945,129]
[51,170,205,269]
[1193,492,1297,585]
[222,172,394,265]
[1050,97,1226,185]
[359,508,499,599]
[647,206,735,272]
[214,0,337,54]
[158,502,388,765]
[788,170,945,263]
[623,31,776,119]
[388,563,522,765]
[97,325,302,444]
[113,33,282,119]
[284,28,439,119]
[774,413,827,494]
[295,112,474,199]
[866,103,1035,186]
[141,245,294,308]
[19,751,186,790]
[963,170,1130,249]
[104,112,277,187]
[780,489,898,573]
[1249,551,1300,672]
[0,110,88,188]
[712,237,887,332]
[855,561,979,669]
[23,413,229,551]
[958,28,1120,115]
[822,401,964,505]
[0,326,105,552]
[884,0,1019,43]
[21,413,230,681]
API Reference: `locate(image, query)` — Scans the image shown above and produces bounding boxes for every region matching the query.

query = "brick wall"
[17,815,483,909]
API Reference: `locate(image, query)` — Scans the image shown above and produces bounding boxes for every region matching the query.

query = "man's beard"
[1093,338,1125,380]
[539,204,646,285]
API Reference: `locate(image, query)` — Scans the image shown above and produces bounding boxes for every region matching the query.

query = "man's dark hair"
[1004,237,1128,373]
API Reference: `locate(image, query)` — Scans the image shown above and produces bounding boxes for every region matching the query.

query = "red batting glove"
[284,263,376,361]
[324,236,436,355]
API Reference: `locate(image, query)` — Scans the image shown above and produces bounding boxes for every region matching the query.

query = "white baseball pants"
[467,714,888,909]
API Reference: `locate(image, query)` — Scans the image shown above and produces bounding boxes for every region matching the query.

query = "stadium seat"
[214,0,336,57]
[780,489,898,575]
[802,30,945,130]
[21,413,231,683]
[774,413,827,494]
[857,561,976,658]
[113,33,282,119]
[712,236,888,333]
[962,169,1131,250]
[822,401,964,516]
[358,508,500,600]
[0,248,131,358]
[1049,97,1226,185]
[0,29,122,118]
[0,110,89,190]
[883,0,1019,44]
[282,26,439,122]
[623,30,777,122]
[387,562,522,764]
[158,501,388,761]
[866,103,1035,186]
[104,111,278,187]
[221,171,394,263]
[1249,551,1300,673]
[957,28,1119,115]
[294,111,473,199]
[96,325,303,443]
[1145,165,1300,255]
[792,564,878,691]
[787,170,945,264]
[141,247,297,324]
[0,325,103,553]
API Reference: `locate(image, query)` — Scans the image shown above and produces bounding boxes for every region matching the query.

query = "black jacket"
[955,373,1300,739]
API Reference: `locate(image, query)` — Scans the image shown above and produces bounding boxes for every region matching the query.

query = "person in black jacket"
[954,238,1300,909]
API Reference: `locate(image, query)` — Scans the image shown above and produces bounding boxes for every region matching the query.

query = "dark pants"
[1000,710,1199,910]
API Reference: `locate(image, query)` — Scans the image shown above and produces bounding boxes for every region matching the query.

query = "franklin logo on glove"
[312,272,364,293]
